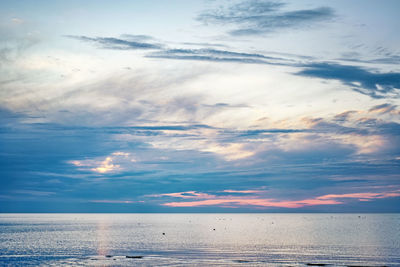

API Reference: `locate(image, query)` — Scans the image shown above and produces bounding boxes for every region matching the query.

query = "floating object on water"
[235,260,251,263]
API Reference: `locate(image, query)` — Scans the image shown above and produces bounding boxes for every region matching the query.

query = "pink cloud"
[163,197,341,208]
[157,189,400,208]
[317,191,400,200]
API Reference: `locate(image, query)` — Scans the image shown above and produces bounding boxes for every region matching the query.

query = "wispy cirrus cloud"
[197,0,335,36]
[66,34,293,65]
[65,35,162,50]
[146,48,291,65]
[65,34,400,100]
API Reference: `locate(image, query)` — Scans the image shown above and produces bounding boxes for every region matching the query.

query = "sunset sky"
[1,0,399,212]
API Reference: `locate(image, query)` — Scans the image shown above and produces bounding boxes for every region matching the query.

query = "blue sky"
[1,0,399,212]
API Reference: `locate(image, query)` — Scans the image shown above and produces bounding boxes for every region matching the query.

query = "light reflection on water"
[96,217,111,257]
[0,213,399,266]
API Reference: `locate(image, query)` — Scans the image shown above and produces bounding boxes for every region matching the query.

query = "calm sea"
[0,213,399,266]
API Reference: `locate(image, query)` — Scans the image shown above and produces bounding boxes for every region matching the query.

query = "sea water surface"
[0,213,399,266]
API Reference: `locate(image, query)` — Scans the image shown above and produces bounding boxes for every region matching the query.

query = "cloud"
[0,24,39,67]
[151,191,215,199]
[69,151,135,174]
[64,34,400,102]
[124,124,213,131]
[296,63,400,98]
[1,45,399,212]
[333,111,358,123]
[162,198,340,208]
[112,151,131,157]
[180,42,228,48]
[91,157,120,173]
[89,200,137,204]
[298,108,400,155]
[11,18,24,25]
[317,191,400,201]
[12,190,56,196]
[119,34,155,41]
[368,103,397,114]
[65,35,162,50]
[236,128,306,137]
[202,142,255,160]
[197,0,335,36]
[146,48,291,65]
[157,189,400,208]
[2,109,399,212]
[63,33,400,105]
[222,189,264,194]
[64,34,298,66]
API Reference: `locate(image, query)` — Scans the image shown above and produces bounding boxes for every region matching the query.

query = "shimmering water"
[0,214,399,266]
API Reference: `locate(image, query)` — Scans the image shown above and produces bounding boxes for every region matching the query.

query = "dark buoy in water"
[162,232,165,235]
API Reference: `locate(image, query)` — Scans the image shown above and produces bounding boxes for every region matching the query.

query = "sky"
[0,0,399,212]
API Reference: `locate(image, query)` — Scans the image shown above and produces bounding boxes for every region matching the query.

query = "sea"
[0,213,399,266]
